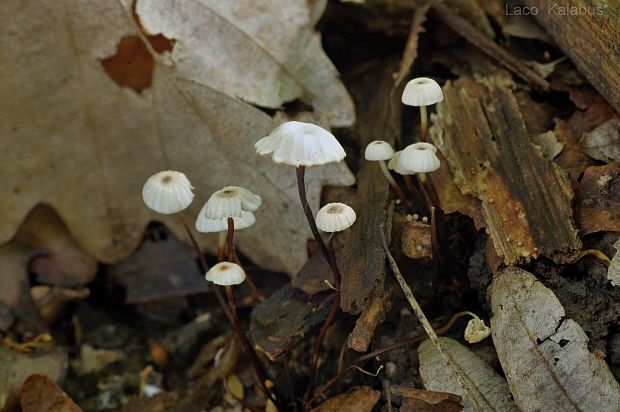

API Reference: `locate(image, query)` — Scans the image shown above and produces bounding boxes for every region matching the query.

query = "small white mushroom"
[399,142,440,173]
[205,262,246,286]
[255,121,345,167]
[203,186,261,220]
[464,313,491,344]
[195,210,256,233]
[142,170,194,214]
[315,203,356,233]
[402,77,444,142]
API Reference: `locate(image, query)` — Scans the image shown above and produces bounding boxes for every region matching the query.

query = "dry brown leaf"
[135,0,354,127]
[490,266,620,411]
[576,163,620,234]
[20,374,81,412]
[0,0,355,275]
[394,386,463,412]
[311,386,380,412]
[0,347,68,411]
[609,238,620,287]
[580,117,620,163]
[16,206,97,287]
[418,337,518,412]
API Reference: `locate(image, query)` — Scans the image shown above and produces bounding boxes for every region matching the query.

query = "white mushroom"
[205,262,246,286]
[316,203,356,233]
[399,142,440,174]
[203,186,261,220]
[402,77,444,142]
[142,170,194,214]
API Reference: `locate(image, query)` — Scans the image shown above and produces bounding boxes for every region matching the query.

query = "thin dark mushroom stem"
[403,174,429,213]
[306,233,342,402]
[296,166,331,266]
[226,217,263,301]
[177,214,233,325]
[419,105,428,142]
[378,160,413,212]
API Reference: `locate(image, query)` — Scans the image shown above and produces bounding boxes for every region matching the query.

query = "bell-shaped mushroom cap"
[255,121,346,167]
[195,210,256,233]
[205,262,246,286]
[401,77,444,107]
[364,140,394,161]
[399,142,440,173]
[203,186,261,220]
[316,203,356,232]
[388,150,413,175]
[464,316,491,344]
[142,170,194,214]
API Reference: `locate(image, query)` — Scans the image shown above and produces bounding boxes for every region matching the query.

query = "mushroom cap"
[401,77,444,107]
[203,186,261,220]
[142,170,194,214]
[255,121,346,167]
[399,143,440,173]
[388,150,413,175]
[205,262,246,286]
[364,140,394,161]
[464,316,491,344]
[195,210,256,233]
[316,202,356,232]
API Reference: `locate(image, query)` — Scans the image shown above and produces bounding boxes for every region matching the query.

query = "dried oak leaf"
[311,386,380,412]
[418,337,518,412]
[490,266,620,411]
[576,163,620,234]
[0,0,355,275]
[580,117,620,163]
[20,374,81,412]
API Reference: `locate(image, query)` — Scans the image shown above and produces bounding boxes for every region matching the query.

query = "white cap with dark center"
[315,202,356,232]
[142,170,194,214]
[401,77,444,107]
[399,142,440,173]
[364,140,394,161]
[205,262,246,286]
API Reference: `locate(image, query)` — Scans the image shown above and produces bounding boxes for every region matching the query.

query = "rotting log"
[339,59,402,314]
[523,0,620,114]
[347,284,396,352]
[431,76,581,264]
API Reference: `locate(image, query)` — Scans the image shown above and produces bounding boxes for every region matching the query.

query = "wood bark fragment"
[347,284,395,352]
[431,76,581,264]
[250,284,332,361]
[576,163,620,234]
[340,59,402,314]
[523,0,620,114]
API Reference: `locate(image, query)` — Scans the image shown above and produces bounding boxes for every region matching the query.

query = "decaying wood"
[523,0,620,114]
[429,0,550,91]
[431,76,581,264]
[339,60,401,314]
[347,283,396,352]
[250,284,332,361]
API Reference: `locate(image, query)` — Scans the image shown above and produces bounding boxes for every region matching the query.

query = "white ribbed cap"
[364,140,394,161]
[316,203,356,232]
[388,150,413,175]
[402,77,444,107]
[464,316,491,344]
[203,186,261,219]
[142,170,194,214]
[255,121,346,167]
[205,262,246,286]
[195,211,256,233]
[399,143,440,173]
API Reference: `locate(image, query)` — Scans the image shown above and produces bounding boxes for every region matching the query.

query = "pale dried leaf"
[419,337,518,412]
[531,130,564,160]
[580,117,620,163]
[135,0,354,127]
[311,386,380,412]
[0,0,355,275]
[490,266,620,411]
[608,238,620,287]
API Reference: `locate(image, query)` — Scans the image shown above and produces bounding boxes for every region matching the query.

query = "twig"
[428,0,550,91]
[379,226,484,412]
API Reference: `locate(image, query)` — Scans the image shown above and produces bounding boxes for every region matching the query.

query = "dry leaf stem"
[379,227,484,412]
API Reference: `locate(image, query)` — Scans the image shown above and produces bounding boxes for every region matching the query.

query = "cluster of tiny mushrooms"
[141,77,490,408]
